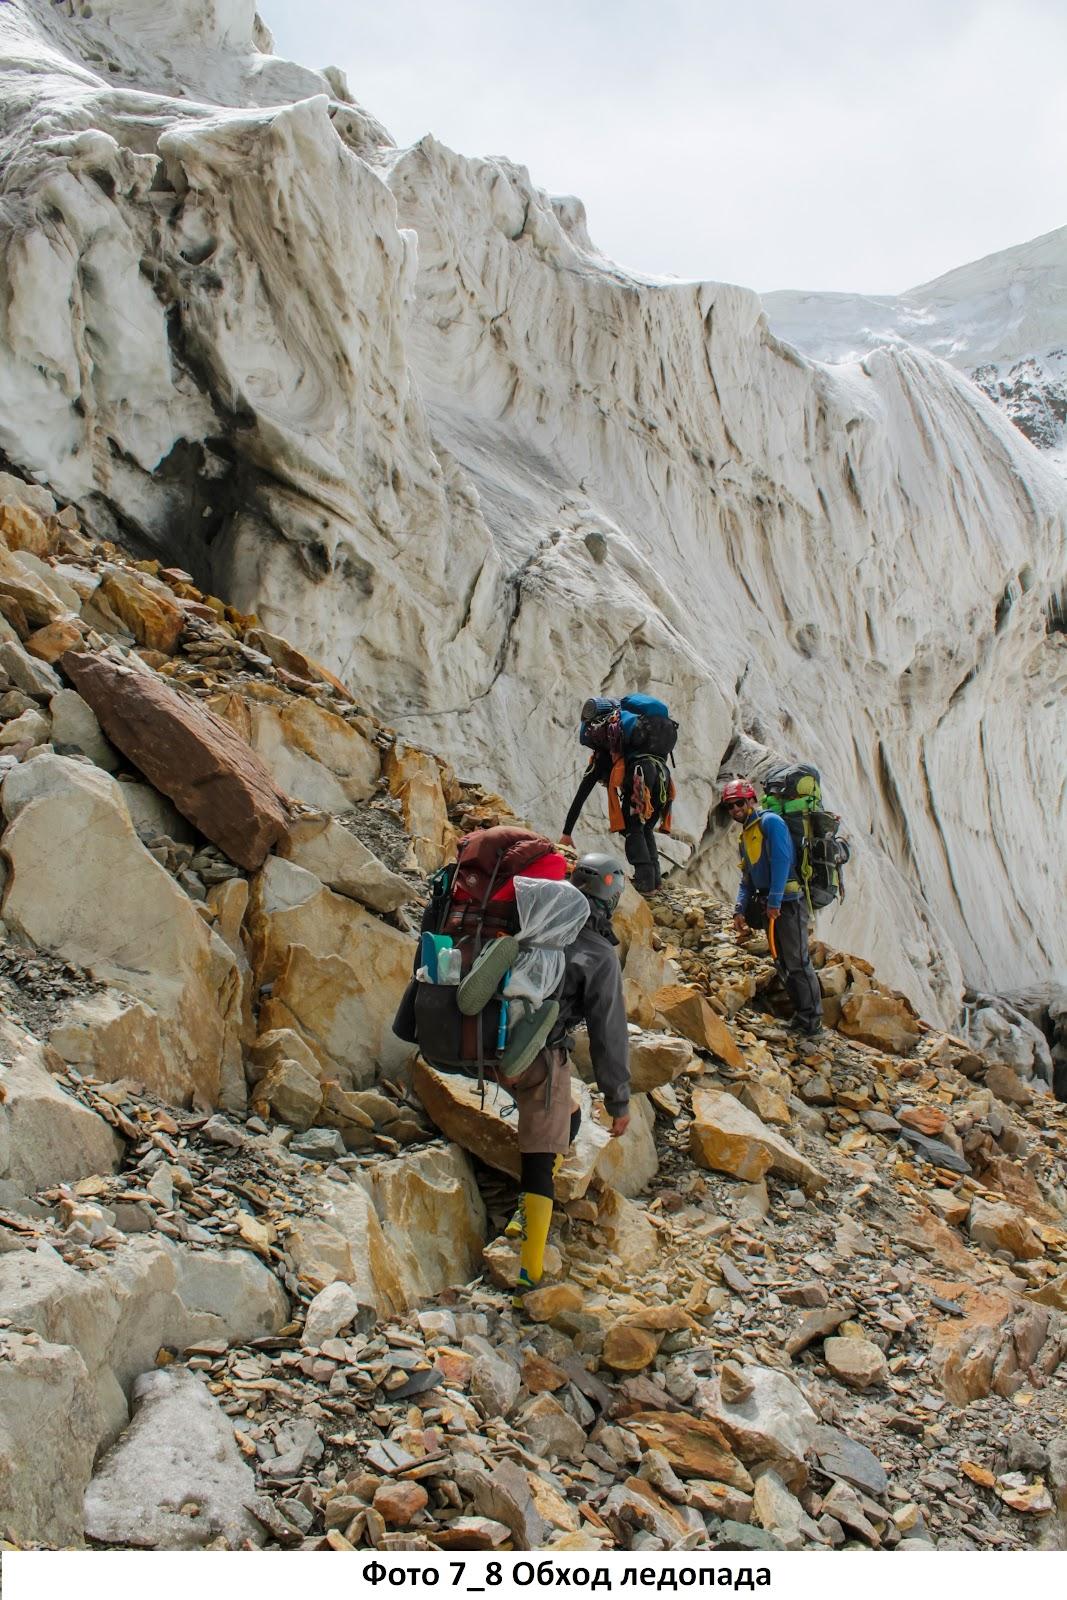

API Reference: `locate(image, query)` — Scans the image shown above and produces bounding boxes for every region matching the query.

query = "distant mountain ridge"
[763,225,1067,465]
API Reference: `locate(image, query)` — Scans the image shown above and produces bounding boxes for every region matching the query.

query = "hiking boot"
[511,1266,537,1313]
[504,1195,526,1240]
[456,935,520,1016]
[497,998,560,1082]
[790,1016,823,1038]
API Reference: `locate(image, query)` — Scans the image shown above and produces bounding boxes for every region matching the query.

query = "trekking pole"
[767,917,778,963]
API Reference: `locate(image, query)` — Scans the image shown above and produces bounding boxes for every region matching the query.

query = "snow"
[764,225,1067,461]
[0,1,1065,1023]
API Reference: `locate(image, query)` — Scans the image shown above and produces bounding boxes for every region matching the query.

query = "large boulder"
[690,1087,826,1194]
[286,1178,400,1312]
[1,755,243,1106]
[593,1094,658,1196]
[360,1143,487,1305]
[0,1236,288,1460]
[59,650,290,870]
[278,812,414,912]
[412,1061,608,1201]
[214,692,378,813]
[968,1197,1046,1261]
[699,1364,820,1491]
[838,991,922,1054]
[627,1030,696,1093]
[0,1329,98,1547]
[83,1368,265,1549]
[927,1284,1067,1404]
[288,1151,487,1315]
[0,1017,122,1194]
[384,743,453,873]
[95,569,185,654]
[249,856,415,1088]
[653,983,746,1068]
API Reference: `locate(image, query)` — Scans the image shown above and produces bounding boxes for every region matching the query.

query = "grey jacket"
[553,923,630,1117]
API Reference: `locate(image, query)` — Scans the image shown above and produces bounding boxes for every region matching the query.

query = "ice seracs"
[0,1,1064,1024]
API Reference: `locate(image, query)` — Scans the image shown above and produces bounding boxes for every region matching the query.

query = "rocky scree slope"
[0,2,1064,1027]
[0,487,1064,1553]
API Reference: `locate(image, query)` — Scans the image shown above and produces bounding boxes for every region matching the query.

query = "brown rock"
[687,1481,754,1522]
[785,1304,854,1357]
[627,1031,696,1093]
[521,1351,568,1392]
[385,744,453,873]
[823,1336,889,1390]
[838,992,921,1054]
[898,1105,948,1137]
[97,571,185,653]
[625,1412,754,1490]
[0,545,69,627]
[412,1062,606,1201]
[983,1062,1035,1106]
[254,1058,322,1130]
[60,651,290,870]
[968,1198,1045,1261]
[520,1284,584,1323]
[248,1027,323,1085]
[245,627,353,699]
[690,1087,826,1193]
[926,1189,970,1228]
[602,1323,663,1373]
[594,1186,660,1270]
[1026,1274,1067,1312]
[653,984,746,1068]
[434,1348,474,1387]
[973,1155,1058,1221]
[718,1361,753,1403]
[898,1210,978,1276]
[0,502,53,555]
[373,1482,428,1526]
[738,1081,791,1125]
[927,1283,1067,1403]
[25,618,84,663]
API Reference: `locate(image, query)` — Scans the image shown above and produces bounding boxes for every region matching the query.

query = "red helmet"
[721,778,757,807]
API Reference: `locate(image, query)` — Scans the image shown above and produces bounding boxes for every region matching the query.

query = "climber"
[392,832,630,1309]
[505,850,631,1309]
[561,696,677,896]
[722,778,823,1037]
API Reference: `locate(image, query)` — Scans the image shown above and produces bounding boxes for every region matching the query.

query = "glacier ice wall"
[0,1,1064,1023]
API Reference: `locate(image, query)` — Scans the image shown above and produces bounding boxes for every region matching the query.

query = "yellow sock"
[518,1193,553,1287]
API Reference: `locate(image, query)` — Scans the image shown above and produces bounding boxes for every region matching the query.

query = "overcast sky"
[260,0,1066,295]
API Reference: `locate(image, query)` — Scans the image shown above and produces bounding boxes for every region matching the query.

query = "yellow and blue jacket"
[736,810,801,914]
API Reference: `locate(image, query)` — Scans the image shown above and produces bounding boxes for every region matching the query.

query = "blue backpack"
[579,695,678,761]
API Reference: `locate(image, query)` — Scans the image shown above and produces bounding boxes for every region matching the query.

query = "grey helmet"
[571,852,627,912]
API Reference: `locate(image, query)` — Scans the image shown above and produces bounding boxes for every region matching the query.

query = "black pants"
[621,757,664,894]
[773,900,822,1029]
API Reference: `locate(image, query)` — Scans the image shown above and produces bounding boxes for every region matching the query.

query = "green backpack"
[761,764,850,912]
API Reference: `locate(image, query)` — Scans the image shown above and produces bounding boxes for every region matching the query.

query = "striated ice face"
[0,0,1065,1023]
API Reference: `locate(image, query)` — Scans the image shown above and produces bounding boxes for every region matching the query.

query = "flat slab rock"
[83,1367,266,1549]
[60,649,290,870]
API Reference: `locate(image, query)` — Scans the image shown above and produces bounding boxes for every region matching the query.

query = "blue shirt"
[735,811,800,913]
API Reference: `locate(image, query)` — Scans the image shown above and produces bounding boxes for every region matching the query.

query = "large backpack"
[403,828,575,1089]
[761,763,850,911]
[579,694,679,763]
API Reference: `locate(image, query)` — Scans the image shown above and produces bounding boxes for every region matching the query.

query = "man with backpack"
[722,778,824,1038]
[561,695,677,896]
[393,828,631,1310]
